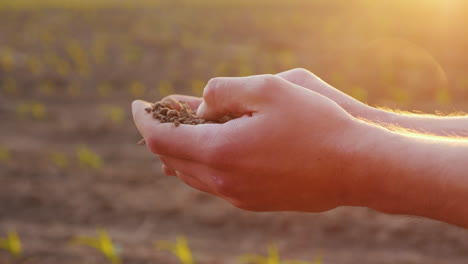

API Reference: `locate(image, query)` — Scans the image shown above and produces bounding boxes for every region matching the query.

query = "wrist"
[339,118,433,210]
[342,120,468,226]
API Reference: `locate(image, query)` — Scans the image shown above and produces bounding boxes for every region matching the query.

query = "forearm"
[361,107,468,137]
[347,121,468,228]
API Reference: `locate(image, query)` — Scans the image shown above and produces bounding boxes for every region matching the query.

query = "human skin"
[132,74,468,228]
[276,68,468,137]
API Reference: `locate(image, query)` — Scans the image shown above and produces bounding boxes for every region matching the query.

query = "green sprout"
[0,229,22,257]
[191,80,205,96]
[2,78,16,95]
[98,82,113,97]
[240,244,322,264]
[128,81,146,98]
[76,145,103,170]
[92,33,108,64]
[349,85,368,103]
[38,81,55,96]
[123,42,143,64]
[40,30,55,45]
[72,228,120,264]
[238,63,254,77]
[44,53,71,76]
[17,101,47,120]
[277,50,296,69]
[67,83,81,97]
[54,57,71,77]
[100,105,125,125]
[0,145,11,164]
[156,236,194,264]
[389,86,411,105]
[65,39,90,77]
[157,80,174,97]
[49,151,69,169]
[435,88,452,106]
[30,102,47,120]
[27,55,44,76]
[0,48,15,72]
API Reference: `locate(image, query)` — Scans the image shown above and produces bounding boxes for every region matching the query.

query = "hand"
[276,68,376,119]
[132,74,363,212]
[277,68,468,137]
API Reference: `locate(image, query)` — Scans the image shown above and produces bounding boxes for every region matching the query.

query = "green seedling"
[54,58,71,76]
[65,39,90,77]
[17,101,47,120]
[92,33,108,64]
[38,81,55,95]
[128,81,146,97]
[2,78,17,95]
[157,80,174,97]
[30,102,47,119]
[435,88,452,106]
[124,44,143,63]
[49,151,69,169]
[26,55,44,76]
[277,50,296,69]
[100,105,125,125]
[191,80,205,96]
[67,83,81,97]
[349,85,368,103]
[389,86,411,105]
[40,30,55,45]
[0,48,15,72]
[0,229,22,257]
[213,62,229,76]
[0,145,12,164]
[44,53,71,76]
[76,145,103,170]
[238,63,254,77]
[155,236,194,264]
[98,82,113,97]
[240,244,321,264]
[72,229,120,264]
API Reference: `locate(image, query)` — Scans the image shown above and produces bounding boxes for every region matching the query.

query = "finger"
[176,171,215,195]
[161,94,203,112]
[132,100,220,162]
[161,164,177,176]
[276,68,360,107]
[160,156,219,195]
[196,75,284,120]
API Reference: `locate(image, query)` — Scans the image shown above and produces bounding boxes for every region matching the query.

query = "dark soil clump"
[138,99,233,145]
[145,100,233,126]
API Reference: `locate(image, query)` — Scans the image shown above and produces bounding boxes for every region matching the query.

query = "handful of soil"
[137,99,233,145]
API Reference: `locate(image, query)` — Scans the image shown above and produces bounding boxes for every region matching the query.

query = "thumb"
[196,75,281,120]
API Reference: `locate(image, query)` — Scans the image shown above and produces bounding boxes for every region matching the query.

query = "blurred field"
[0,0,468,263]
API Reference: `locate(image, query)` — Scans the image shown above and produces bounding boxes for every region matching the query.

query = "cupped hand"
[277,68,377,119]
[132,74,362,212]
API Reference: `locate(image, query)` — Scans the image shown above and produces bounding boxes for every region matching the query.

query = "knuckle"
[204,77,224,102]
[261,74,282,85]
[291,68,312,78]
[252,74,283,94]
[280,68,314,86]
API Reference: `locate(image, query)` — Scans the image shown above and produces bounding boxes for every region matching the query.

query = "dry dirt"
[145,100,232,127]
